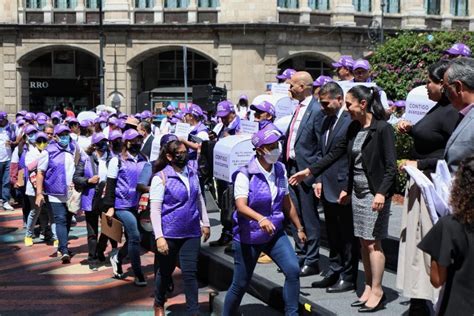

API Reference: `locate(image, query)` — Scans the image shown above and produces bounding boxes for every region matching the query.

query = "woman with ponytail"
[289,85,397,312]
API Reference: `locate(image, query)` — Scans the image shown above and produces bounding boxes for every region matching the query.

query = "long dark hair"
[427,60,450,106]
[347,85,386,120]
[152,140,184,174]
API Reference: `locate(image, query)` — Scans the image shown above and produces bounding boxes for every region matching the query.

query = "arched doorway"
[278,53,333,81]
[133,48,217,112]
[21,48,100,113]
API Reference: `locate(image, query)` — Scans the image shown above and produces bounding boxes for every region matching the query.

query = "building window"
[278,0,299,9]
[54,0,77,9]
[425,0,440,14]
[198,0,219,8]
[86,0,102,9]
[26,0,46,8]
[164,0,189,8]
[384,0,400,13]
[135,0,154,8]
[451,0,468,15]
[309,0,329,10]
[353,0,371,12]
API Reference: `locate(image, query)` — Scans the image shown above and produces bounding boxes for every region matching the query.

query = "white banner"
[270,83,290,97]
[240,120,259,135]
[174,122,192,138]
[213,135,254,182]
[405,85,436,125]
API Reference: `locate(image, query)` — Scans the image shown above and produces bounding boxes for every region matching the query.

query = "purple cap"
[134,113,142,120]
[80,119,91,128]
[123,129,142,141]
[353,59,371,71]
[216,100,234,117]
[117,118,126,129]
[251,125,285,148]
[91,132,107,145]
[68,117,79,125]
[25,112,36,122]
[238,94,248,101]
[36,132,48,141]
[160,134,179,147]
[169,116,179,124]
[37,117,47,125]
[313,75,334,87]
[17,119,25,126]
[394,100,406,107]
[108,117,120,126]
[109,130,122,141]
[54,124,70,135]
[174,112,184,120]
[445,43,471,57]
[51,111,62,119]
[25,124,38,135]
[184,104,204,118]
[0,111,7,121]
[95,116,107,124]
[165,105,175,112]
[387,100,394,107]
[141,110,152,119]
[17,110,28,117]
[250,101,275,117]
[332,55,354,69]
[118,113,128,119]
[276,68,296,80]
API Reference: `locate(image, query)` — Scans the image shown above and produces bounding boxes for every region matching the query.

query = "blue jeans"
[115,208,143,278]
[49,201,72,254]
[0,160,10,203]
[223,231,300,316]
[154,237,200,313]
[26,195,56,240]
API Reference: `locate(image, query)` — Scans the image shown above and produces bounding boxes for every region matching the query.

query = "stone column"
[76,0,86,24]
[401,0,426,29]
[470,0,474,30]
[264,45,278,85]
[331,0,356,26]
[104,36,128,109]
[154,0,164,23]
[188,0,197,23]
[44,0,53,24]
[216,44,232,95]
[18,0,25,24]
[2,36,18,114]
[373,0,382,23]
[299,0,311,24]
[104,0,130,24]
[440,0,452,29]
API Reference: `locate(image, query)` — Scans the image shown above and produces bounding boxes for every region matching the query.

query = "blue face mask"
[58,135,70,147]
[27,134,37,143]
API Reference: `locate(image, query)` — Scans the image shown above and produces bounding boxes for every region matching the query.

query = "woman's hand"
[372,193,385,212]
[35,193,45,208]
[88,175,100,184]
[259,217,276,236]
[105,207,115,218]
[156,237,169,255]
[288,168,311,186]
[297,231,307,244]
[313,183,322,198]
[338,190,350,205]
[399,159,418,172]
[397,120,412,134]
[201,226,211,242]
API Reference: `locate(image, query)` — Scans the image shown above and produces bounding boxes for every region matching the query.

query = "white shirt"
[234,159,289,204]
[288,95,312,160]
[10,146,20,164]
[37,147,75,203]
[70,133,79,142]
[149,166,192,202]
[196,131,210,141]
[160,118,171,134]
[25,146,42,196]
[77,135,92,152]
[96,152,109,182]
[102,126,110,139]
[106,154,140,179]
[0,128,12,162]
[325,107,344,145]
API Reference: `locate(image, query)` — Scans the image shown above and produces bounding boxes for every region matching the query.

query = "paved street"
[0,208,212,315]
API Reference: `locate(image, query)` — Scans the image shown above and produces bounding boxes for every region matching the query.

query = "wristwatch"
[297,227,305,232]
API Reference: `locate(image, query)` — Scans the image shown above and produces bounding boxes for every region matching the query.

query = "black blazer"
[315,111,352,203]
[283,96,324,186]
[309,117,397,197]
[141,134,154,159]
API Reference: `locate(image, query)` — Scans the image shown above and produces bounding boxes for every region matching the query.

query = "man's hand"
[88,175,100,184]
[338,190,350,205]
[372,193,385,212]
[313,183,322,198]
[201,226,211,242]
[288,168,311,186]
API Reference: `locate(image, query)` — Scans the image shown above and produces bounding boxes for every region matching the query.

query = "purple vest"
[160,164,201,238]
[232,158,286,245]
[115,154,147,209]
[80,153,95,212]
[44,142,73,196]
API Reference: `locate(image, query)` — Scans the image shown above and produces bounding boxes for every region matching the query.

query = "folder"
[101,213,123,243]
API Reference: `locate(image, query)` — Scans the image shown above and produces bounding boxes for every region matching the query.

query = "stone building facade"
[0,0,473,114]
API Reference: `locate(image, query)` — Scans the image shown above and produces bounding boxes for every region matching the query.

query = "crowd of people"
[0,42,473,316]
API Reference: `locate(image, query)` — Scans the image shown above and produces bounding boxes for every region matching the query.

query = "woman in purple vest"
[180,103,210,170]
[223,126,307,316]
[149,139,210,316]
[35,125,77,264]
[104,129,147,286]
[73,132,117,271]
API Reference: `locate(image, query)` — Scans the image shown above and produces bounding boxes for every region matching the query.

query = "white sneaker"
[3,202,14,211]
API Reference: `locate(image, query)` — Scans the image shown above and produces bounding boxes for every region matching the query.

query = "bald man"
[283,71,325,277]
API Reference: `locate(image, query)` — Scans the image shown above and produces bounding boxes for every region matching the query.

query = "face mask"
[170,125,176,133]
[173,153,188,168]
[58,135,70,147]
[27,134,37,143]
[100,122,107,130]
[52,118,60,126]
[258,120,271,130]
[37,142,48,151]
[127,143,141,155]
[37,124,45,131]
[112,141,122,153]
[263,146,281,164]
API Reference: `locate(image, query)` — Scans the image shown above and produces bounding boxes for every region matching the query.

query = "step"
[210,291,283,316]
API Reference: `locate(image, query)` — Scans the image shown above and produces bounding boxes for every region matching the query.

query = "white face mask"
[263,146,282,164]
[100,122,107,130]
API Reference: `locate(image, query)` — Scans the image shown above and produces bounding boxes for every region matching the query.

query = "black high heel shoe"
[351,300,368,307]
[358,294,387,313]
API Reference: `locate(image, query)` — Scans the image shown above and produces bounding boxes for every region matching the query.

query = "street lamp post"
[380,0,385,43]
[99,0,105,105]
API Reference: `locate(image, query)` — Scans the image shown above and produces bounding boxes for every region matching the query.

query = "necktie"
[286,104,301,160]
[326,116,337,145]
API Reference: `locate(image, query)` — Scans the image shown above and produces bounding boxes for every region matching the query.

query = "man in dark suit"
[284,71,324,276]
[138,121,154,159]
[311,82,358,292]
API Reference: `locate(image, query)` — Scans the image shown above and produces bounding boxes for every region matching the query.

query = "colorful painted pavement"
[0,209,211,315]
